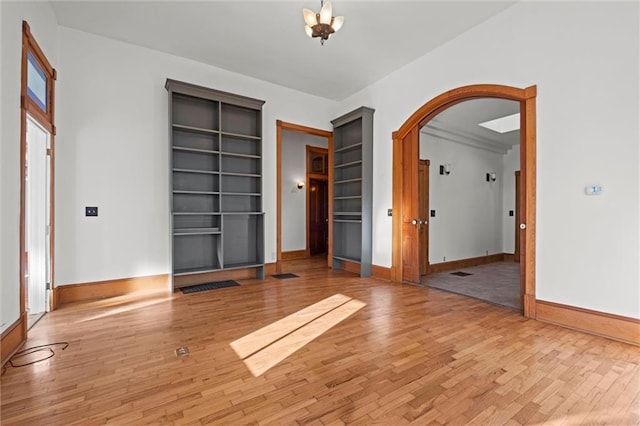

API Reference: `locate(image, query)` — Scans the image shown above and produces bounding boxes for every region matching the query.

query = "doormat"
[180,280,240,294]
[272,273,299,279]
[450,271,473,277]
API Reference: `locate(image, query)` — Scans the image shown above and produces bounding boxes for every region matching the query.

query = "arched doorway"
[391,84,537,318]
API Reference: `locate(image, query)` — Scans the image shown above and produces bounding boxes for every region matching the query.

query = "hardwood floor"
[2,259,639,425]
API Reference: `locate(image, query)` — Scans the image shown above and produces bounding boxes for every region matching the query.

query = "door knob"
[411,219,418,225]
[519,223,526,230]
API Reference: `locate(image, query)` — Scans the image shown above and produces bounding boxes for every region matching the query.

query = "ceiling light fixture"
[303,1,344,45]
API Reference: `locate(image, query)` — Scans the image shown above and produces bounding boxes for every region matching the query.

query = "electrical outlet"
[85,207,98,217]
[387,209,392,216]
[430,210,436,217]
[509,210,514,217]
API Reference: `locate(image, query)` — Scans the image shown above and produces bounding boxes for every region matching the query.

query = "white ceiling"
[50,1,516,101]
[422,98,520,154]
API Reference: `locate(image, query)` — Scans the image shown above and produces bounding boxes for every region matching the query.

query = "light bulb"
[332,15,344,32]
[319,1,332,25]
[303,8,318,27]
[305,25,313,38]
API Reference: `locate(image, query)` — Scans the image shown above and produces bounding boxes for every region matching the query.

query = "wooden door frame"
[391,84,537,318]
[306,175,329,257]
[306,146,329,258]
[419,159,430,276]
[276,120,333,273]
[21,22,57,320]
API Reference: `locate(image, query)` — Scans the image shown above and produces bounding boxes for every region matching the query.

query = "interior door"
[26,115,51,329]
[402,128,420,283]
[419,160,430,275]
[515,170,521,263]
[308,178,328,255]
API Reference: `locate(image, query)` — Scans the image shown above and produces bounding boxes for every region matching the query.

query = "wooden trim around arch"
[276,120,333,274]
[391,84,537,318]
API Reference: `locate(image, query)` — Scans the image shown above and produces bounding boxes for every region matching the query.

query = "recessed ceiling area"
[49,1,517,101]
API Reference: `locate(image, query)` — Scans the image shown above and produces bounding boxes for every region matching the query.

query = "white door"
[26,115,51,329]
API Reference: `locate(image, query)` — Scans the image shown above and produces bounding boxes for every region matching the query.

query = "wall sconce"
[297,181,305,189]
[486,172,497,182]
[439,164,451,175]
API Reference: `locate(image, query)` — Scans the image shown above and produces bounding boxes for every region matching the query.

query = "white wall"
[420,133,503,263]
[281,130,328,252]
[337,2,639,318]
[0,2,58,333]
[55,27,337,286]
[502,145,520,253]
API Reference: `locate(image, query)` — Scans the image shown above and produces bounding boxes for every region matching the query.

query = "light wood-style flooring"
[2,258,639,425]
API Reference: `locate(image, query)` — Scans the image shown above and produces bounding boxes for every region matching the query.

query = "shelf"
[221,211,265,216]
[220,151,261,159]
[174,266,222,276]
[334,142,362,153]
[220,131,261,141]
[334,195,362,200]
[173,168,219,175]
[334,160,362,169]
[334,219,362,223]
[173,124,219,135]
[222,261,264,270]
[334,178,362,185]
[173,212,221,216]
[334,212,362,216]
[333,255,361,264]
[221,192,261,197]
[173,146,219,155]
[174,228,221,236]
[173,190,220,195]
[221,171,261,178]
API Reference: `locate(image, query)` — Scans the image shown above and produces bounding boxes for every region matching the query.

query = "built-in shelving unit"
[331,106,374,277]
[166,79,265,287]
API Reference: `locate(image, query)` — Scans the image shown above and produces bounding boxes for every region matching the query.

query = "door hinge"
[46,282,51,290]
[46,148,52,156]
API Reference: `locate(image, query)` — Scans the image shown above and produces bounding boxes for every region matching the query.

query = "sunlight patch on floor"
[75,296,171,323]
[231,294,365,376]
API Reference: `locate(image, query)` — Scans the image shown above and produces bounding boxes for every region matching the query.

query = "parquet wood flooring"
[1,257,639,425]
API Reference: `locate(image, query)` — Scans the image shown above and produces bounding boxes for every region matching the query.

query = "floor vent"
[175,346,190,357]
[180,280,240,294]
[450,271,473,277]
[272,273,299,279]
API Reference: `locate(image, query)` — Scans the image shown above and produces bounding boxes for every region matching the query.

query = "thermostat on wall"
[585,185,603,196]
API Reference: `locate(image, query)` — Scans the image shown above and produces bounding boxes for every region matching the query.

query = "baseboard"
[536,300,640,346]
[1,314,26,366]
[427,253,506,273]
[57,274,170,305]
[334,259,361,275]
[371,264,391,281]
[264,262,277,276]
[281,250,307,261]
[503,253,516,262]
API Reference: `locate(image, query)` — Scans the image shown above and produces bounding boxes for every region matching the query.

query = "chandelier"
[303,1,344,45]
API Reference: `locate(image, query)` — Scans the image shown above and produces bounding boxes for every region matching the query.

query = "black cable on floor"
[1,342,69,376]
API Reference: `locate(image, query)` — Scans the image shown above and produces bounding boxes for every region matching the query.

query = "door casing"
[391,84,537,318]
[276,120,333,273]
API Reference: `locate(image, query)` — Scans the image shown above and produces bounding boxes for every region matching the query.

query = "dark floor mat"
[180,280,240,294]
[272,273,299,279]
[450,271,473,277]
